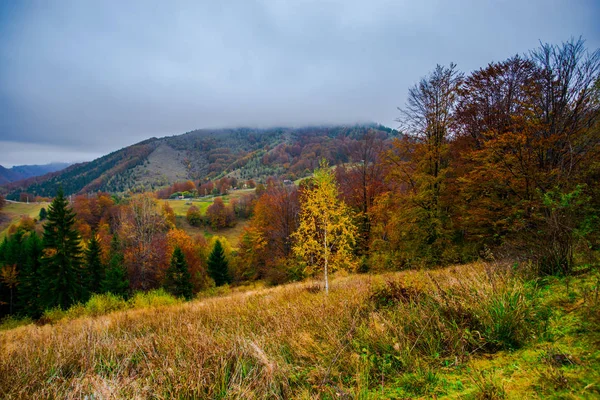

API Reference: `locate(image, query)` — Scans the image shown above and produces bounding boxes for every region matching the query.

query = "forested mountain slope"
[2,124,395,198]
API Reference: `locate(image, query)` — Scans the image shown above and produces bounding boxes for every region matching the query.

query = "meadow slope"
[1,263,599,399]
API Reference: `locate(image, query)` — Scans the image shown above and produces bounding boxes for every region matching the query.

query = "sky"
[0,0,599,167]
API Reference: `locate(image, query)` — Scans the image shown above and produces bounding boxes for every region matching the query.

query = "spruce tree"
[207,240,230,286]
[39,187,84,310]
[101,234,129,298]
[85,233,105,295]
[1,230,27,316]
[18,232,44,317]
[163,246,193,300]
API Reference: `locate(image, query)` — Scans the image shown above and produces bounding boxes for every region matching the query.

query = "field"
[1,262,598,399]
[164,190,254,248]
[0,201,49,240]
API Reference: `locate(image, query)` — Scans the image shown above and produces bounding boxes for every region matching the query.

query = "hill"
[0,163,70,185]
[1,124,396,199]
[1,263,598,398]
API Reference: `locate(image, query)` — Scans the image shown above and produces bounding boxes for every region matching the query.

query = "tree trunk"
[324,228,329,294]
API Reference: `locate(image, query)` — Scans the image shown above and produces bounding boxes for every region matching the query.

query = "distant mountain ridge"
[0,162,71,185]
[1,124,397,199]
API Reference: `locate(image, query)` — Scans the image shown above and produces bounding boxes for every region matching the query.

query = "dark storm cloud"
[0,0,599,166]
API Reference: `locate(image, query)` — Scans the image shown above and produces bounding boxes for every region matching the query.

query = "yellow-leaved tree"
[293,160,356,293]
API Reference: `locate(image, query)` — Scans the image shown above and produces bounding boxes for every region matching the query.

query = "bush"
[0,315,33,331]
[84,293,129,316]
[129,288,183,308]
[186,205,203,226]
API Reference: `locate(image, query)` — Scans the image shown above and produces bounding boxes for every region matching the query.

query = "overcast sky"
[0,0,598,167]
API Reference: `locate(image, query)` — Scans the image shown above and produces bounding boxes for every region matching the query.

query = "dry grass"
[1,263,597,399]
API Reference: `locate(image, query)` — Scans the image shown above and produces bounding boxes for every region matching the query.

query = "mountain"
[1,124,397,199]
[0,163,70,185]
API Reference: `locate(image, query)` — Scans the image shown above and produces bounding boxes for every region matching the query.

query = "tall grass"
[0,263,550,398]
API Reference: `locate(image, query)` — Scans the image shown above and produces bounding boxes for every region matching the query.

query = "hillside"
[0,163,70,185]
[0,201,49,240]
[1,124,396,199]
[1,263,598,398]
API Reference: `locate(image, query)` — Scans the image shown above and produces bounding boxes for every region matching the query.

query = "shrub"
[84,293,129,316]
[129,288,183,308]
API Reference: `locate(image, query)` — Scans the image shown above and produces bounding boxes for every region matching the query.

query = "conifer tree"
[207,240,230,286]
[85,233,105,295]
[101,234,129,298]
[1,230,29,316]
[18,232,43,317]
[163,246,193,300]
[39,187,84,310]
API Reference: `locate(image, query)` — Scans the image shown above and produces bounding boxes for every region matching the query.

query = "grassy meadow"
[165,192,252,248]
[1,262,598,399]
[0,201,48,240]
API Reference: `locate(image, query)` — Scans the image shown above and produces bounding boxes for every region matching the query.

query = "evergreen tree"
[101,234,129,298]
[85,233,105,295]
[18,232,43,317]
[163,246,193,300]
[207,240,230,286]
[39,187,84,310]
[39,207,47,220]
[0,231,27,316]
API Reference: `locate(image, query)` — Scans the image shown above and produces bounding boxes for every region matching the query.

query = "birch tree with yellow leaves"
[293,160,356,293]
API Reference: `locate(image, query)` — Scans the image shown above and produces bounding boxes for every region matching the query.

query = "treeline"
[155,177,257,199]
[0,190,234,318]
[237,38,600,279]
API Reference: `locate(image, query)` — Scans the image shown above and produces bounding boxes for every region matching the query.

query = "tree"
[39,187,84,310]
[237,184,299,281]
[453,56,543,247]
[118,194,168,290]
[452,41,600,274]
[292,160,356,293]
[186,205,203,226]
[18,232,43,317]
[163,247,193,300]
[383,63,463,266]
[0,264,18,314]
[0,194,6,210]
[207,240,230,286]
[39,207,47,220]
[85,233,105,295]
[165,229,210,292]
[206,198,235,230]
[336,130,389,258]
[101,234,129,297]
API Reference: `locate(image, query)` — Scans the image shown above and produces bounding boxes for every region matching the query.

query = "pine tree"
[39,207,47,221]
[163,247,193,300]
[39,187,84,310]
[101,234,129,298]
[1,230,29,316]
[207,240,230,286]
[18,232,43,317]
[85,233,105,295]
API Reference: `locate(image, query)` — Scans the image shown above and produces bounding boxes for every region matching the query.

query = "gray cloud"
[1,0,599,166]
